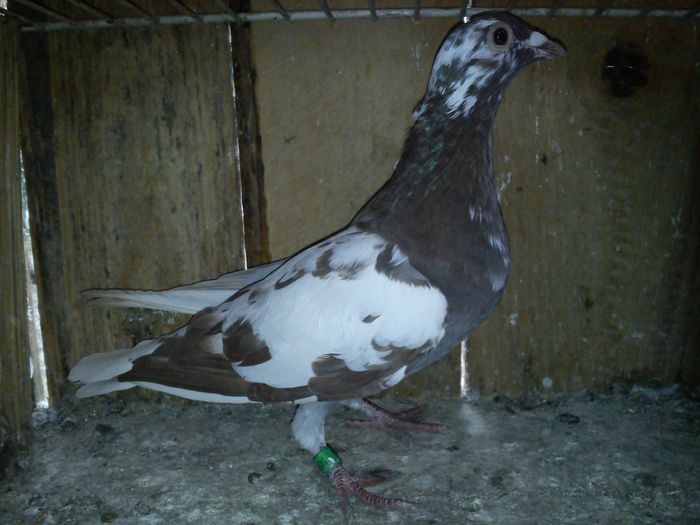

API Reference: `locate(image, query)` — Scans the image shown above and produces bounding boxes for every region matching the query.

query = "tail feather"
[69,338,163,397]
[83,260,285,314]
[82,289,228,315]
[75,379,135,398]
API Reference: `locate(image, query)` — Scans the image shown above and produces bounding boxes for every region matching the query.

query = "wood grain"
[21,22,246,380]
[0,20,32,449]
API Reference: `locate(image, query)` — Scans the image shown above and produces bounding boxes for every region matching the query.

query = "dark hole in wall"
[601,42,649,98]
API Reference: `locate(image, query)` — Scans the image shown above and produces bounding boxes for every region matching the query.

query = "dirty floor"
[1,386,699,525]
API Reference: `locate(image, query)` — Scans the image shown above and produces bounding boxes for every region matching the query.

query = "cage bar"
[2,1,698,31]
[10,0,77,26]
[113,0,158,24]
[163,0,204,23]
[319,0,333,20]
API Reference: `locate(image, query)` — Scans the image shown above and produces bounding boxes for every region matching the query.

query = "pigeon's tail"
[69,339,162,398]
[83,260,286,314]
[69,325,257,404]
[82,289,228,315]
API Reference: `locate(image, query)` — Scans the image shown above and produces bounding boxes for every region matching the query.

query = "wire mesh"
[2,0,698,32]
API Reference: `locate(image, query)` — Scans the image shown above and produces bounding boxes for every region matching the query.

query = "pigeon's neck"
[354,101,510,343]
[354,103,503,235]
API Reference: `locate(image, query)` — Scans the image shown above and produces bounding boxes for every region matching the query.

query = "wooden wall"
[21,22,247,398]
[0,21,32,458]
[251,17,700,398]
[6,7,699,421]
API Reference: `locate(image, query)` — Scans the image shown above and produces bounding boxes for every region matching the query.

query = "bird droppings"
[1,388,699,525]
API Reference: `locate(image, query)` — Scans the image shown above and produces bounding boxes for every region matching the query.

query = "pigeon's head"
[421,12,565,120]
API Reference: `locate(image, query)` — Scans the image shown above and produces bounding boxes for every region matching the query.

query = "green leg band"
[313,445,343,477]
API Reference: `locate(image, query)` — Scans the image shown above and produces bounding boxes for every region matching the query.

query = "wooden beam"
[18,30,69,400]
[229,1,271,266]
[0,20,33,469]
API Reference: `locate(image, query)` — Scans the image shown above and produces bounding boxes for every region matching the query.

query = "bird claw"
[345,398,445,433]
[330,466,410,514]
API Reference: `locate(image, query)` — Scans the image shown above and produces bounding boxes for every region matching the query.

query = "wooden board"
[22,22,246,378]
[0,20,32,451]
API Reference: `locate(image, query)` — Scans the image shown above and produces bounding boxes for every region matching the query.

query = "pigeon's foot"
[331,466,408,513]
[314,446,408,513]
[345,398,444,433]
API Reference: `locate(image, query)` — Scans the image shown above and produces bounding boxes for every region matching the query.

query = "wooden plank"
[47,22,247,368]
[19,22,247,378]
[19,30,69,400]
[230,0,271,266]
[0,20,33,457]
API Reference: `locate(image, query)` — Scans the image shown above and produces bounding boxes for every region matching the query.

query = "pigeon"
[70,11,565,511]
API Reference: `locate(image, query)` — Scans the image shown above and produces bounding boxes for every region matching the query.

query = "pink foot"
[314,446,408,512]
[330,466,409,513]
[346,398,445,433]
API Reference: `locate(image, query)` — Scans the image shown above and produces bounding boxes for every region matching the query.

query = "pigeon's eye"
[488,23,513,52]
[493,28,508,46]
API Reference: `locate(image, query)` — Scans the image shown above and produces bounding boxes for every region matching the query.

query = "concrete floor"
[1,386,699,525]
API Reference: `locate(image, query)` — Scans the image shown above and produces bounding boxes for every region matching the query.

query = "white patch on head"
[429,20,511,118]
[527,31,547,47]
[430,19,492,81]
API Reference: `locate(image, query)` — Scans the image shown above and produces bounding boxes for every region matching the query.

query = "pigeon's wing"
[214,226,449,401]
[82,261,286,314]
[71,227,448,402]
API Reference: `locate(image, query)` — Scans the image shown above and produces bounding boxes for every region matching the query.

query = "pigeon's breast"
[402,218,510,374]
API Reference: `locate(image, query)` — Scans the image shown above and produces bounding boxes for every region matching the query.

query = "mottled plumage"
[70,12,564,511]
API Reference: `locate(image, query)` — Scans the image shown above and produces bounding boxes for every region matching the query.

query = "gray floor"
[1,386,699,525]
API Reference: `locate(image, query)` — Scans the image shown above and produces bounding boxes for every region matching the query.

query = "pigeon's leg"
[292,402,406,511]
[344,398,444,433]
[317,446,408,512]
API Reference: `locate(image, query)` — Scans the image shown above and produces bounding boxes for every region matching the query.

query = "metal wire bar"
[0,6,36,26]
[114,0,158,23]
[591,0,612,18]
[459,0,471,19]
[548,0,564,17]
[637,0,659,17]
[215,0,236,16]
[319,0,333,20]
[268,0,290,20]
[506,0,517,12]
[11,5,700,32]
[63,0,118,24]
[163,0,203,22]
[367,0,377,19]
[683,1,700,19]
[414,0,421,20]
[11,0,77,25]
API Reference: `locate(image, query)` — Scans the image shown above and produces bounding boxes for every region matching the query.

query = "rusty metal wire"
[3,0,698,32]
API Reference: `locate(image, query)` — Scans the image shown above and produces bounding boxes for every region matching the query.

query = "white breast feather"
[222,229,448,389]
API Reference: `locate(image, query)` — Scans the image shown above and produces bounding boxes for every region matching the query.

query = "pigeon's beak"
[527,31,567,60]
